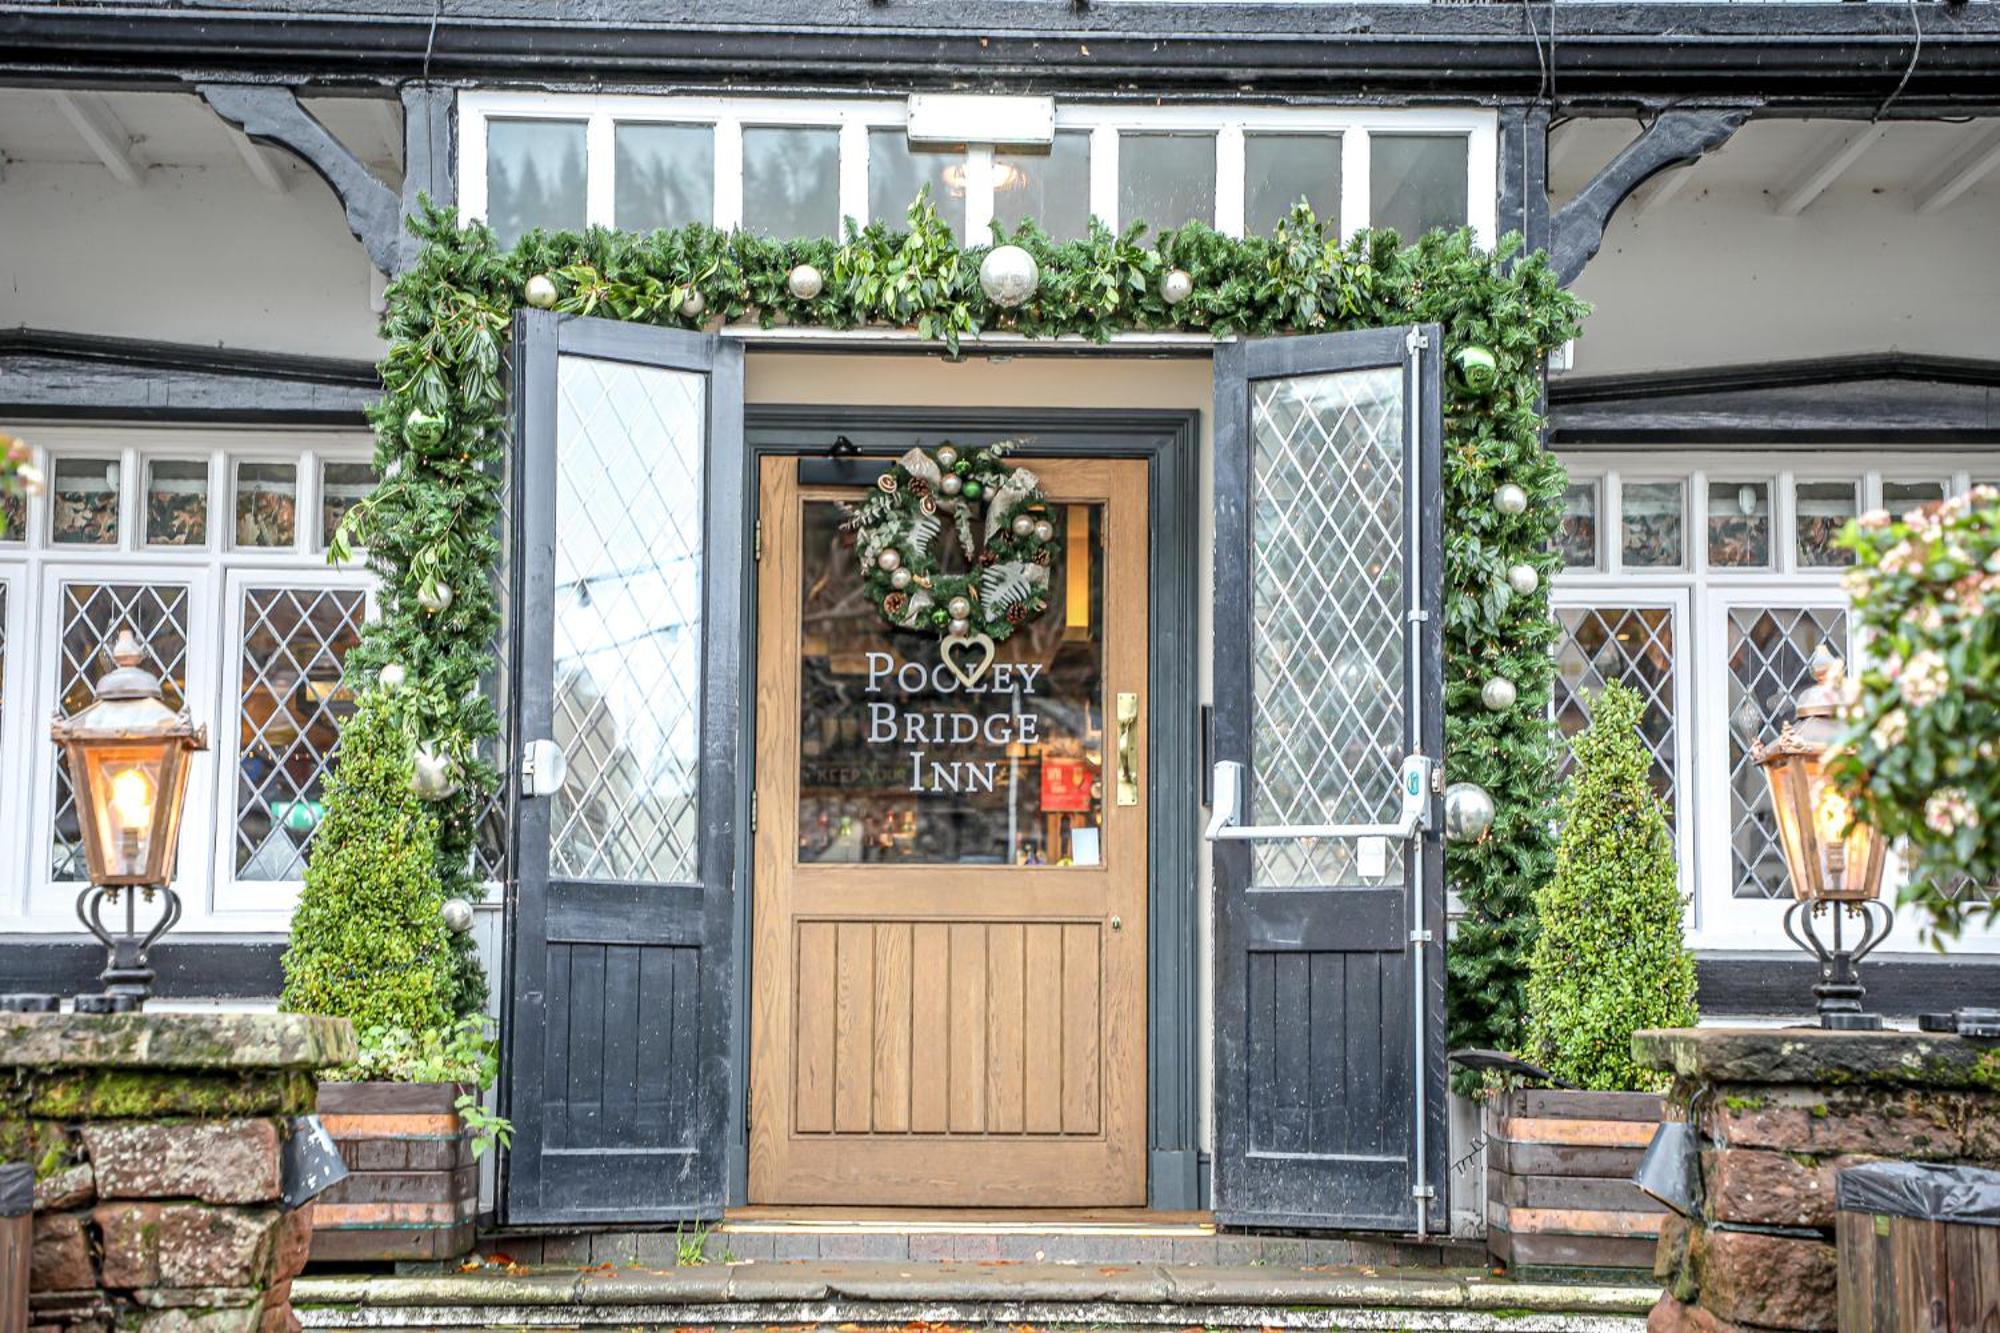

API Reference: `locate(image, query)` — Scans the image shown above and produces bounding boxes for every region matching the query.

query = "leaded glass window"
[234,587,366,881]
[1727,606,1848,900]
[1554,606,1677,820]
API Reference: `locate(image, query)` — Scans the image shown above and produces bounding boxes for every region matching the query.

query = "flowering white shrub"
[1828,487,2000,939]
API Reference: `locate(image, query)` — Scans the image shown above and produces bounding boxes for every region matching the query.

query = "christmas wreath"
[846,441,1058,684]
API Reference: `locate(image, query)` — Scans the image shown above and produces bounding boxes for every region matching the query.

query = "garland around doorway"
[337,198,1587,1071]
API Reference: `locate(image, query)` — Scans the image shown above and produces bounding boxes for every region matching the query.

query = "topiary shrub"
[280,689,459,1039]
[1525,681,1697,1092]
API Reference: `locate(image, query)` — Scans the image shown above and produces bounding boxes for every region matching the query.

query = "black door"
[1209,327,1445,1231]
[504,312,745,1223]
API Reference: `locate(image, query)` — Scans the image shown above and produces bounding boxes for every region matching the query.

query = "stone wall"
[1635,1026,2000,1333]
[0,1013,355,1333]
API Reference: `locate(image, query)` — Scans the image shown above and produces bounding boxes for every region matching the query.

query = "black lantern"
[1752,645,1891,1030]
[49,627,207,1007]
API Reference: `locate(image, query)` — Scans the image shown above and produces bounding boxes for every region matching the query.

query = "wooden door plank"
[599,944,642,1146]
[1061,922,1100,1135]
[1344,955,1383,1157]
[987,922,1027,1135]
[566,944,607,1150]
[1023,923,1064,1134]
[635,946,674,1148]
[948,922,987,1133]
[1307,952,1348,1153]
[910,922,951,1133]
[834,920,876,1133]
[794,921,837,1134]
[542,944,572,1151]
[873,922,914,1134]
[1271,952,1310,1155]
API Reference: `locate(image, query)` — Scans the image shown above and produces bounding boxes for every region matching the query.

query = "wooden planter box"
[1485,1088,1667,1274]
[311,1082,477,1264]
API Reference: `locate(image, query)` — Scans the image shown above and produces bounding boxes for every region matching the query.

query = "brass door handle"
[1115,692,1140,807]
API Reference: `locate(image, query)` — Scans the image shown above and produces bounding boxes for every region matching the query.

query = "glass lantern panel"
[796,500,1106,867]
[1245,133,1340,236]
[1118,132,1216,233]
[51,458,120,546]
[1795,480,1858,567]
[993,132,1091,241]
[1370,135,1469,239]
[76,744,172,883]
[868,129,965,240]
[1557,481,1599,569]
[1708,480,1772,569]
[1621,481,1685,569]
[614,123,714,232]
[742,127,841,237]
[234,463,297,548]
[145,460,210,547]
[486,119,587,246]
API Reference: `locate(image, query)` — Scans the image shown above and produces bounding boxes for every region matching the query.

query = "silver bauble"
[441,898,476,934]
[935,446,959,469]
[378,663,407,692]
[948,617,971,636]
[890,567,912,589]
[417,579,454,614]
[877,548,901,572]
[978,245,1040,308]
[1011,515,1035,537]
[787,263,824,300]
[947,596,972,619]
[1443,782,1496,844]
[1507,563,1540,596]
[1160,267,1194,306]
[411,747,458,801]
[1033,520,1055,542]
[524,274,558,309]
[1495,483,1529,516]
[1480,676,1518,712]
[940,474,963,496]
[679,290,706,319]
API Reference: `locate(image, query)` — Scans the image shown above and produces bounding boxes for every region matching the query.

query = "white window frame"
[1557,449,2000,956]
[0,426,376,934]
[457,91,1498,250]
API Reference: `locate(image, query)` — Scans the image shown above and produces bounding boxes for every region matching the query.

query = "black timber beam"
[1497,103,1551,259]
[5,5,2000,109]
[1550,108,1752,287]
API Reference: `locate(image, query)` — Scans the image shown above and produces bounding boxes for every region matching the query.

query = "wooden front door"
[750,454,1149,1206]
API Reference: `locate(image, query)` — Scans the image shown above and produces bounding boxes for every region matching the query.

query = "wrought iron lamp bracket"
[75,882,183,1011]
[1781,898,1892,1031]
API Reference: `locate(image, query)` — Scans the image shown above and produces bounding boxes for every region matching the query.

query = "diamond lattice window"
[1248,366,1405,889]
[1727,606,1849,900]
[52,583,190,882]
[234,587,366,882]
[1554,606,1678,825]
[549,355,706,885]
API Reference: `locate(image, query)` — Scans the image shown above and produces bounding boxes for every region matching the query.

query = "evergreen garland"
[346,197,1585,1066]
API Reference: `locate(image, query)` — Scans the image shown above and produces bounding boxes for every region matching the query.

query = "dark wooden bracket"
[1549,107,1755,287]
[197,82,457,275]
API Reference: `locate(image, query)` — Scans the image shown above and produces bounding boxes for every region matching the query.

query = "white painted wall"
[0,159,383,360]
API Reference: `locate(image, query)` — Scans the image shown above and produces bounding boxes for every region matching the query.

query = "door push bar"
[1202,754,1434,843]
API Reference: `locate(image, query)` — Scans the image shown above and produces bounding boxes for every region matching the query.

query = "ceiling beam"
[47,90,143,186]
[224,124,291,194]
[1914,124,2000,215]
[1773,125,1885,217]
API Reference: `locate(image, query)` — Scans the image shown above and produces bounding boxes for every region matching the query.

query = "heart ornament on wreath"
[845,440,1059,687]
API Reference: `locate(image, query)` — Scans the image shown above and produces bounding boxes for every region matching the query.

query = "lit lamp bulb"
[107,766,156,877]
[1813,778,1851,891]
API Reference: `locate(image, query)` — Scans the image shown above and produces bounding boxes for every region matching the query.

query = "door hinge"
[1406,327,1431,354]
[1413,1185,1436,1200]
[1409,929,1434,946]
[754,519,763,562]
[750,789,758,833]
[1406,608,1430,624]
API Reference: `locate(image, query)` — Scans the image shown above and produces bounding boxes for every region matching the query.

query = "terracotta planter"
[310,1082,476,1263]
[1485,1088,1667,1274]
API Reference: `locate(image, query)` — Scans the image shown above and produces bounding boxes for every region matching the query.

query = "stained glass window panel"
[234,587,365,881]
[549,355,706,884]
[234,463,297,549]
[52,583,189,881]
[742,127,841,238]
[1708,480,1771,569]
[1119,132,1215,233]
[1727,606,1849,899]
[1248,366,1405,889]
[146,460,209,547]
[52,458,119,546]
[1554,607,1677,823]
[487,120,586,246]
[994,132,1091,241]
[1559,481,1599,569]
[1621,481,1685,569]
[1796,481,1858,567]
[614,123,714,232]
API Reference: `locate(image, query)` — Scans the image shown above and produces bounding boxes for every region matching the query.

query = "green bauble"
[961,480,983,500]
[405,408,448,450]
[955,460,972,475]
[931,608,950,627]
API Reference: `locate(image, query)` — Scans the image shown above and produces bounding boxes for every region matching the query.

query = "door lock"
[1110,915,1123,932]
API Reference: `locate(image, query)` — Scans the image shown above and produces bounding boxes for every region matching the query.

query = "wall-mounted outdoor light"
[49,627,208,1010]
[1752,645,1891,1030]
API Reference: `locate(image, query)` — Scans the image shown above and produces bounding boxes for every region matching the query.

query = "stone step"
[294,1260,1660,1333]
